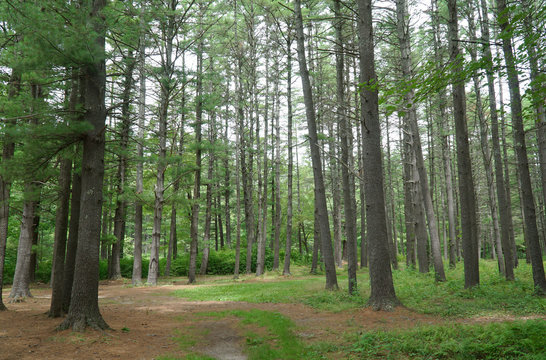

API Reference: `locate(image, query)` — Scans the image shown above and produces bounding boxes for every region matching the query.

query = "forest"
[0,0,545,358]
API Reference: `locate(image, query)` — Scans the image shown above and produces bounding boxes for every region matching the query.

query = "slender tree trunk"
[110,52,135,280]
[467,10,506,276]
[273,62,282,272]
[189,36,204,284]
[283,36,294,276]
[448,0,480,288]
[132,31,146,286]
[357,0,399,309]
[0,68,20,310]
[295,0,338,290]
[49,157,72,317]
[200,107,215,276]
[58,0,109,330]
[334,0,358,293]
[63,163,81,313]
[496,0,546,293]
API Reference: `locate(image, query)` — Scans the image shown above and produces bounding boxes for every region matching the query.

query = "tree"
[496,0,546,294]
[357,0,399,309]
[58,0,109,331]
[294,0,338,290]
[447,0,480,289]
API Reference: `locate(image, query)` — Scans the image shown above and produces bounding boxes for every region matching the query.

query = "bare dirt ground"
[0,279,534,360]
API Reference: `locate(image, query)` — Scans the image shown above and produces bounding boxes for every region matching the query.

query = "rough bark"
[63,166,81,313]
[447,0,480,288]
[496,0,546,293]
[357,0,399,309]
[283,36,294,276]
[295,0,338,290]
[49,157,72,317]
[58,0,109,331]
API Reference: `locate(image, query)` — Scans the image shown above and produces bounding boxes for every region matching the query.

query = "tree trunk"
[9,184,39,301]
[49,157,72,317]
[295,0,338,290]
[63,165,81,313]
[447,0,480,288]
[496,0,546,293]
[467,10,506,276]
[283,36,294,276]
[189,36,204,284]
[334,0,358,293]
[58,0,109,331]
[0,68,20,310]
[357,0,399,309]
[132,30,146,286]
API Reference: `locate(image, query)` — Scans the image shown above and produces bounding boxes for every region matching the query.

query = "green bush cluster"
[3,247,309,284]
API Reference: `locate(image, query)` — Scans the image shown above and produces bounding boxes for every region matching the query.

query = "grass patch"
[171,262,545,317]
[200,309,326,360]
[349,319,546,359]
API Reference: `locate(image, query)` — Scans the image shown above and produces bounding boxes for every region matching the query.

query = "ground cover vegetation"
[0,0,545,357]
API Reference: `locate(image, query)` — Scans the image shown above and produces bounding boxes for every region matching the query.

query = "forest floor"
[1,274,544,360]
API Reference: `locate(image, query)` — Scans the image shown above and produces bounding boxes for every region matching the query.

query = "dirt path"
[0,280,515,360]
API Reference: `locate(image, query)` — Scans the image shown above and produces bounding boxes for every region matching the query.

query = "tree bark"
[447,0,480,288]
[357,0,399,309]
[58,0,109,330]
[294,0,338,290]
[283,36,294,276]
[496,0,546,293]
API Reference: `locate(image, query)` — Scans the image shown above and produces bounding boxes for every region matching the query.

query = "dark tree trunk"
[496,0,546,293]
[63,166,81,314]
[357,0,399,309]
[49,157,72,317]
[295,0,338,290]
[58,0,109,331]
[447,0,480,288]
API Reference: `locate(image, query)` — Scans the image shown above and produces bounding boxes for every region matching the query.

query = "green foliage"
[350,320,546,359]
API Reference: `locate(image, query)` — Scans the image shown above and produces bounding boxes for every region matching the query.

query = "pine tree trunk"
[58,0,109,330]
[132,31,146,286]
[357,0,399,309]
[63,164,81,313]
[295,0,338,290]
[283,36,294,276]
[496,0,546,293]
[448,0,480,288]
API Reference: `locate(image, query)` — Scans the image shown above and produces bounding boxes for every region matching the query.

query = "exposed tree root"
[368,297,400,311]
[57,313,110,332]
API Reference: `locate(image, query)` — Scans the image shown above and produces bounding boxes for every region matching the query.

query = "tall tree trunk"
[132,30,146,286]
[283,36,294,276]
[273,60,282,272]
[294,0,338,290]
[58,0,109,330]
[467,9,506,276]
[447,0,480,288]
[0,68,20,310]
[110,52,135,280]
[189,35,204,284]
[334,0,358,293]
[357,0,399,309]
[397,0,445,281]
[200,104,215,276]
[496,0,546,293]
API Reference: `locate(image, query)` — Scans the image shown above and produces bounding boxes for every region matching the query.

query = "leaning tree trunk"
[447,0,480,289]
[496,0,546,294]
[294,0,338,290]
[58,0,109,331]
[357,0,399,309]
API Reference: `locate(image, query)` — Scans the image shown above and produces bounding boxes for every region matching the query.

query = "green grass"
[171,261,545,317]
[198,309,325,360]
[348,319,546,359]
